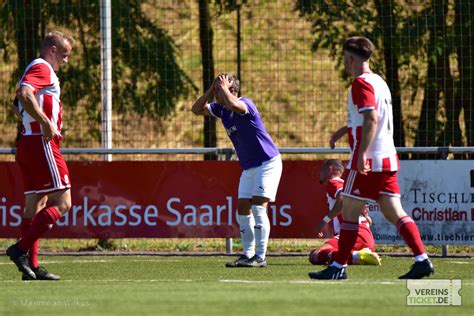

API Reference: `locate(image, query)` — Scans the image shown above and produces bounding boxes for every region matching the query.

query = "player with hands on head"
[192,73,282,268]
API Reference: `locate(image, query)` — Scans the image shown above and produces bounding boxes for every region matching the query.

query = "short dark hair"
[343,36,374,60]
[322,159,345,174]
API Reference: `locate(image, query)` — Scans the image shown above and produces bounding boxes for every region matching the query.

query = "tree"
[215,0,247,87]
[197,0,248,159]
[374,0,405,149]
[296,0,470,155]
[413,1,457,158]
[1,0,195,139]
[198,0,217,159]
[295,0,405,147]
[6,0,42,79]
[454,0,473,157]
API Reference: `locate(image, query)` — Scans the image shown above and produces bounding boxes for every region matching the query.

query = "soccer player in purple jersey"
[192,73,282,267]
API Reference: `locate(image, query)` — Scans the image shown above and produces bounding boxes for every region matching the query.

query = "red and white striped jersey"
[326,177,344,234]
[346,72,399,172]
[326,177,344,213]
[18,58,63,138]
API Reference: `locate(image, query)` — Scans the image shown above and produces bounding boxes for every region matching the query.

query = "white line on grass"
[0,260,113,265]
[289,280,400,285]
[130,259,182,263]
[39,259,112,264]
[0,279,195,283]
[0,279,472,285]
[220,279,275,284]
[220,279,403,285]
[0,259,182,265]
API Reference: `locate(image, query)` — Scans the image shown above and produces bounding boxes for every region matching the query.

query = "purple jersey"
[208,97,279,169]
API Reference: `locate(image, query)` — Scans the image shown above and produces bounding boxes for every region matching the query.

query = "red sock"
[333,221,359,265]
[18,207,61,252]
[397,216,426,256]
[20,218,39,268]
[348,251,355,264]
[20,217,33,238]
[29,240,39,268]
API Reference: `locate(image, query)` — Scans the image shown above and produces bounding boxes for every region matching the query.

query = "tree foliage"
[1,0,196,138]
[197,0,249,157]
[295,0,470,153]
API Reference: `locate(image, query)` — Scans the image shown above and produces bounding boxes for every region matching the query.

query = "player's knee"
[382,211,403,225]
[237,207,252,216]
[251,196,270,207]
[237,199,252,215]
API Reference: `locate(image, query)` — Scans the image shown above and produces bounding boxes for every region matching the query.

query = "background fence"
[0,0,472,161]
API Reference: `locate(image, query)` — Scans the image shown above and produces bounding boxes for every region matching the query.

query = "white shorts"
[238,155,283,202]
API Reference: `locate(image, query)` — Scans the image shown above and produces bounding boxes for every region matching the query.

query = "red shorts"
[342,169,400,202]
[16,135,71,195]
[321,222,376,252]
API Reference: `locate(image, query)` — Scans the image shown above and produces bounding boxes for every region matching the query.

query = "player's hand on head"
[224,75,233,88]
[213,74,225,87]
[217,74,232,89]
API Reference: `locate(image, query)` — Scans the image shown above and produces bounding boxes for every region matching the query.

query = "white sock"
[238,215,255,258]
[252,205,270,260]
[330,261,347,269]
[414,253,429,262]
[352,251,360,264]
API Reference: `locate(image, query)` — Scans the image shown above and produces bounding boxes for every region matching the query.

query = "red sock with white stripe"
[332,220,359,268]
[20,218,39,268]
[18,207,61,252]
[397,216,428,261]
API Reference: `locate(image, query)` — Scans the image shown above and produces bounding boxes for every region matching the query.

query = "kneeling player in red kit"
[309,159,381,266]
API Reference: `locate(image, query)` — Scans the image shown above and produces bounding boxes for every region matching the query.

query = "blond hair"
[41,31,75,51]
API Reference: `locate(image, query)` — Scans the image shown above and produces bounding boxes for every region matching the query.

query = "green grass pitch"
[0,255,472,315]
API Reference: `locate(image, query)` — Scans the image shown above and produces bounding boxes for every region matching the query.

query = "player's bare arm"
[357,109,377,174]
[330,126,348,149]
[11,97,21,118]
[315,192,343,236]
[17,85,59,141]
[191,85,215,116]
[362,210,373,226]
[215,74,247,114]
